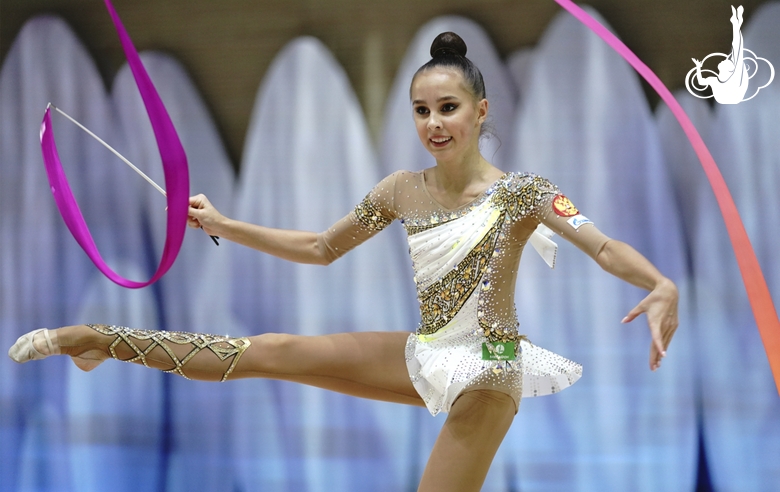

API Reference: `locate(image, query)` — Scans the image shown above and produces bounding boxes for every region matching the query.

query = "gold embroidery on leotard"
[480,319,529,346]
[354,196,392,231]
[404,221,442,235]
[412,174,558,336]
[417,216,503,335]
[490,174,559,221]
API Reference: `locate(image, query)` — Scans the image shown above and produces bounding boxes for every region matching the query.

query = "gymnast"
[9,31,678,492]
[692,5,749,104]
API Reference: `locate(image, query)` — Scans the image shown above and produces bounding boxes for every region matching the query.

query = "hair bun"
[430,32,467,59]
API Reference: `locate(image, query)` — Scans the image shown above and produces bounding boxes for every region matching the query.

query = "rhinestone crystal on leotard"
[417,216,502,335]
[491,174,560,221]
[333,171,581,414]
[354,195,393,231]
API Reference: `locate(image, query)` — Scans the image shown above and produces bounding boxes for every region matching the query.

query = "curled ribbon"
[554,0,780,393]
[40,0,189,289]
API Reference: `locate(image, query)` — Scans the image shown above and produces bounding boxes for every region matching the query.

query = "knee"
[466,389,515,406]
[247,332,296,373]
[451,390,517,421]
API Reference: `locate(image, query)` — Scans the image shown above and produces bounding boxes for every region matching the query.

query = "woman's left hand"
[621,278,679,371]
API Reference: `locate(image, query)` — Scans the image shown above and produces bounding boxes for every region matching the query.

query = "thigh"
[236,331,422,404]
[418,390,516,492]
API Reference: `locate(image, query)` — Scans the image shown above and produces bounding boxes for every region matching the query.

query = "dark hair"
[412,32,486,100]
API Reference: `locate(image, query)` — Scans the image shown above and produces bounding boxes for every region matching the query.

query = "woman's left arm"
[593,239,679,371]
[535,191,678,371]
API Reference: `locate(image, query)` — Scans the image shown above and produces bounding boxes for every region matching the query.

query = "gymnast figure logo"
[685,5,774,104]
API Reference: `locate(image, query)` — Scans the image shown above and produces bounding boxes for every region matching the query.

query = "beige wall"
[1,0,768,167]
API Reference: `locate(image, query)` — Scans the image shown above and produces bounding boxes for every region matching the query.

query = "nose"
[427,115,442,131]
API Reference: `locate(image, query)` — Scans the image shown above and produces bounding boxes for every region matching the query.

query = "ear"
[477,98,489,124]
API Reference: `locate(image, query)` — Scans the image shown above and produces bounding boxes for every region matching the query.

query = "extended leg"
[12,325,423,406]
[231,331,420,404]
[418,390,516,492]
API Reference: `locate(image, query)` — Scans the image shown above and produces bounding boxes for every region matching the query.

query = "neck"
[433,146,492,191]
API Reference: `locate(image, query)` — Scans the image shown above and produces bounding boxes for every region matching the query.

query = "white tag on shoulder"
[529,224,557,269]
[567,215,593,230]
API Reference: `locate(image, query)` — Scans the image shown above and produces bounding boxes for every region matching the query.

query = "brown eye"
[441,103,457,112]
[415,106,429,115]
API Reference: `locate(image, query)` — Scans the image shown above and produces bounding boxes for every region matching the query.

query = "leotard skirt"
[405,292,583,416]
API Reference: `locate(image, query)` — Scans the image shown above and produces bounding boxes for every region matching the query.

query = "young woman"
[9,32,678,492]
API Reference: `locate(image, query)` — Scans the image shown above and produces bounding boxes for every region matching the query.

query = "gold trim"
[491,175,559,220]
[417,215,503,335]
[87,324,251,382]
[354,196,392,231]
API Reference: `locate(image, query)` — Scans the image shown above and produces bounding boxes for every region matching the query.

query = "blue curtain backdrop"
[507,8,697,491]
[1,4,779,491]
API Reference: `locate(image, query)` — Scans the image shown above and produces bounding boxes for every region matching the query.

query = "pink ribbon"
[554,0,780,393]
[40,0,189,289]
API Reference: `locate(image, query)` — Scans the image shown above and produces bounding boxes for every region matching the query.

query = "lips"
[429,136,452,147]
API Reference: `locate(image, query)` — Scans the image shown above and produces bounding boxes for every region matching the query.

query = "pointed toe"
[8,329,51,363]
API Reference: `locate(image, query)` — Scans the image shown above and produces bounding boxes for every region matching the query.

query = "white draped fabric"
[68,268,163,492]
[506,48,535,102]
[379,22,520,488]
[231,37,415,491]
[3,5,780,491]
[0,16,157,490]
[506,8,696,491]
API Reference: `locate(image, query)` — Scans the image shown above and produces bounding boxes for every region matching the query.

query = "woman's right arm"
[187,194,327,265]
[187,172,399,266]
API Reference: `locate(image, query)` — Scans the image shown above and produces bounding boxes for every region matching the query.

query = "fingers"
[621,303,643,324]
[647,315,665,370]
[649,311,678,371]
[626,290,679,371]
[649,317,669,371]
[187,194,209,228]
[625,302,665,371]
[187,194,225,237]
[187,215,201,229]
[188,193,209,209]
[650,345,663,371]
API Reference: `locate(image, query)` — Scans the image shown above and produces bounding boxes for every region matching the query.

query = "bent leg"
[418,390,516,492]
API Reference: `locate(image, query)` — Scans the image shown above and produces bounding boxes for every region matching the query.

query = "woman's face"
[410,68,487,161]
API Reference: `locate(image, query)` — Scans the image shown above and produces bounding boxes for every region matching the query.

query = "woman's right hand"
[188,194,225,236]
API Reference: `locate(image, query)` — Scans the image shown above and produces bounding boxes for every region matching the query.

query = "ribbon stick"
[48,103,167,196]
[553,0,780,393]
[48,103,218,245]
[40,0,190,288]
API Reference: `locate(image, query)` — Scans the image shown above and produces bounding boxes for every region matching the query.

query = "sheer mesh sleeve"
[316,172,400,263]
